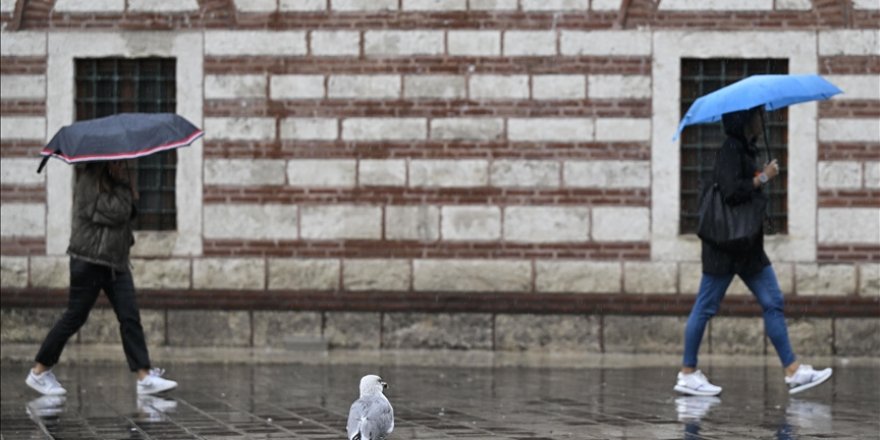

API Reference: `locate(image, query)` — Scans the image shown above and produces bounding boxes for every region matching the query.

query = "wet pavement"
[1,359,878,439]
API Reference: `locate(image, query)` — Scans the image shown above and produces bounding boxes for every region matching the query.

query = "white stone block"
[470,75,529,100]
[817,161,862,189]
[0,75,46,99]
[522,0,587,10]
[819,119,880,142]
[826,75,880,100]
[468,0,517,10]
[560,30,651,56]
[268,259,340,290]
[205,159,286,186]
[536,261,621,293]
[818,208,880,244]
[205,31,307,56]
[430,118,504,140]
[193,258,265,290]
[280,118,338,140]
[410,159,488,187]
[342,118,426,141]
[364,31,444,56]
[203,204,298,240]
[591,0,621,11]
[564,160,650,188]
[859,263,880,296]
[204,117,276,141]
[624,262,677,294]
[386,206,440,241]
[447,31,501,56]
[0,0,15,13]
[504,206,589,243]
[0,116,45,140]
[508,118,593,142]
[132,259,191,289]
[503,31,557,56]
[234,0,277,12]
[359,160,407,186]
[128,0,199,12]
[776,0,811,10]
[0,32,45,56]
[328,75,400,99]
[343,259,410,291]
[588,75,651,99]
[490,160,560,188]
[402,0,466,10]
[404,75,467,99]
[592,207,650,241]
[413,259,532,292]
[796,264,857,296]
[0,203,44,237]
[205,75,267,99]
[658,0,772,10]
[865,162,880,188]
[301,205,382,239]
[853,0,880,9]
[532,75,585,100]
[0,158,45,185]
[287,159,356,187]
[280,0,326,11]
[30,257,68,289]
[595,118,651,142]
[0,256,28,288]
[819,30,880,56]
[311,31,360,56]
[332,0,396,10]
[54,0,124,12]
[441,206,501,240]
[270,75,325,99]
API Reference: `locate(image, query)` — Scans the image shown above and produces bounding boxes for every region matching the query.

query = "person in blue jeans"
[675,107,832,396]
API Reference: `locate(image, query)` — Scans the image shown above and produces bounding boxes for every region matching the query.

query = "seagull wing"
[347,395,393,440]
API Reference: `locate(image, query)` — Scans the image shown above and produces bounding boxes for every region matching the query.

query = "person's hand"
[763,159,779,180]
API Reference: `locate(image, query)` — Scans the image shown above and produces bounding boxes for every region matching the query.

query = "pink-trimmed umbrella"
[37,113,203,173]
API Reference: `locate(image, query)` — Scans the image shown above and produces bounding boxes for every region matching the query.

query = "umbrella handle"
[760,110,776,235]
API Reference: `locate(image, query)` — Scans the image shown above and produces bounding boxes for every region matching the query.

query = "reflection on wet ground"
[2,361,878,439]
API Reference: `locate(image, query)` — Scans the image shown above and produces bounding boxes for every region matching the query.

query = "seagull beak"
[381,381,388,389]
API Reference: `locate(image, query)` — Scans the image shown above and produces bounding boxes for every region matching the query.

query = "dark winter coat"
[701,109,771,276]
[67,168,135,271]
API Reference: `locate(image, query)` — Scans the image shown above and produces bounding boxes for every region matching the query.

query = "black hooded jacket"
[701,109,771,276]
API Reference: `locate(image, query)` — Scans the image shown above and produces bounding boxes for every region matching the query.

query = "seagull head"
[359,374,388,397]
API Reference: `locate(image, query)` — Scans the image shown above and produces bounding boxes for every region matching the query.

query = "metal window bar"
[74,58,177,231]
[679,58,789,235]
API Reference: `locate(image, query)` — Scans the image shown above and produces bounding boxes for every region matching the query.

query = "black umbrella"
[38,113,203,173]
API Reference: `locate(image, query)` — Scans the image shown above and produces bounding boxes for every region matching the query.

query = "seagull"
[347,375,394,440]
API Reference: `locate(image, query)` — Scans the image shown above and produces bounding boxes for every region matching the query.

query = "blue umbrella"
[673,74,842,141]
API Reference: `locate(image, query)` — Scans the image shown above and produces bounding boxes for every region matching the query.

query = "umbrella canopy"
[673,74,842,141]
[38,113,203,172]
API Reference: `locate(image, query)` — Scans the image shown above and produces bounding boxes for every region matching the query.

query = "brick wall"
[1,1,878,345]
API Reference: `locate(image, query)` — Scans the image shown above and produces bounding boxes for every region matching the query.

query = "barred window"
[679,58,789,235]
[74,58,178,231]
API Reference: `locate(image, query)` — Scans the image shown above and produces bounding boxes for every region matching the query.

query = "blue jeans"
[682,265,796,368]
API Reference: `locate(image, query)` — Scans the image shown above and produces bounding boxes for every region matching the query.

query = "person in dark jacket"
[674,107,832,397]
[26,161,178,396]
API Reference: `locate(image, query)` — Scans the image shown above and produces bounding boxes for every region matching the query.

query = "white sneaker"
[137,368,178,395]
[674,370,722,396]
[25,370,67,396]
[785,364,832,395]
[675,396,721,422]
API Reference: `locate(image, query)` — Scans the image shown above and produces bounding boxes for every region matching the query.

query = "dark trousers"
[35,258,151,372]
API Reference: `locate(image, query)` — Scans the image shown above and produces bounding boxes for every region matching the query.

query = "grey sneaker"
[26,370,67,396]
[674,370,722,396]
[137,368,178,395]
[785,365,832,395]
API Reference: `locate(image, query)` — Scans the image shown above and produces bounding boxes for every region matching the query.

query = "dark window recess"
[75,58,178,231]
[679,58,789,235]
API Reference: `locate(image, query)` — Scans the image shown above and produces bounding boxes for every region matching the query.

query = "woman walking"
[675,107,832,396]
[26,161,177,396]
